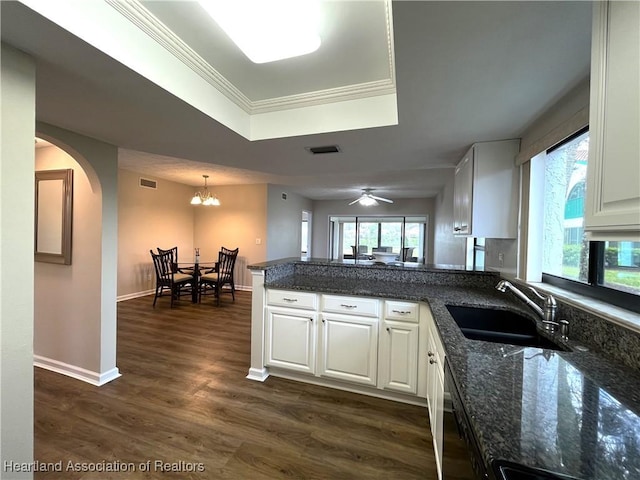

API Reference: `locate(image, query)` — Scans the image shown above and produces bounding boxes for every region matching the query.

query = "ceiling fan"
[348,188,394,206]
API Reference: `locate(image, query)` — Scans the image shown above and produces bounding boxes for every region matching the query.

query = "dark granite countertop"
[264,272,640,480]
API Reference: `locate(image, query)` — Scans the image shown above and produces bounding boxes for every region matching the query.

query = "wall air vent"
[305,145,341,155]
[139,177,157,189]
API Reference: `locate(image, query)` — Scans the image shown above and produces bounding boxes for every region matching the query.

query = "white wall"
[0,42,35,479]
[267,185,313,260]
[311,197,435,262]
[433,171,467,266]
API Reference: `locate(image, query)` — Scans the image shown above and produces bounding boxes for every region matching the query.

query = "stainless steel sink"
[445,305,568,351]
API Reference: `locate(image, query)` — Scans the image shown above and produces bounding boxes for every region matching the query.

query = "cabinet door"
[265,307,316,374]
[586,1,640,238]
[319,313,378,386]
[453,149,473,235]
[426,334,437,422]
[432,366,445,480]
[379,320,419,394]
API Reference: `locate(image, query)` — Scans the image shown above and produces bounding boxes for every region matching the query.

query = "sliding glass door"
[330,216,428,263]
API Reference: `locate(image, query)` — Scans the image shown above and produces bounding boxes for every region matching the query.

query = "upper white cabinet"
[586,1,640,240]
[453,139,521,238]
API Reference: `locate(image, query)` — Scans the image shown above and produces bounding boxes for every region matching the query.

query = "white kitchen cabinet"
[426,314,445,480]
[265,307,317,374]
[262,290,430,403]
[319,312,378,386]
[379,301,419,394]
[585,0,640,240]
[265,290,318,374]
[453,139,521,238]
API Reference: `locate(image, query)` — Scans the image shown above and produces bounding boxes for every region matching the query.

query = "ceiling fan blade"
[348,197,363,205]
[369,195,393,203]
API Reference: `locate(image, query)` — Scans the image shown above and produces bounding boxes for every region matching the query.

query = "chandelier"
[190,175,220,206]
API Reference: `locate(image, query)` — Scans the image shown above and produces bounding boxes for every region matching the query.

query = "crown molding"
[105,0,253,112]
[106,0,396,115]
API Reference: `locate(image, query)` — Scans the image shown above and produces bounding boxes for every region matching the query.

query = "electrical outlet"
[256,238,262,245]
[498,252,504,267]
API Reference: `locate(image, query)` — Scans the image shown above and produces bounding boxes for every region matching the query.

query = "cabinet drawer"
[385,301,419,323]
[267,289,318,310]
[321,295,380,318]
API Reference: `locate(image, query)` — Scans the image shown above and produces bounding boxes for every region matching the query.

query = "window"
[535,128,640,312]
[329,216,427,263]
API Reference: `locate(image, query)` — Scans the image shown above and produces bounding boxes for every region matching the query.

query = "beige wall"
[194,183,268,290]
[34,146,104,373]
[118,169,195,298]
[118,176,269,296]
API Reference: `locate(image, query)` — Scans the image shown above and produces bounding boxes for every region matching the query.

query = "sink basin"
[493,460,581,480]
[445,305,567,351]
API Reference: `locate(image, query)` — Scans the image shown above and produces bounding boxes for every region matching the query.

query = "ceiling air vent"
[305,145,340,155]
[139,177,157,189]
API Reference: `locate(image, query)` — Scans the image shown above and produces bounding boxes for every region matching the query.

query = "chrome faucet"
[495,280,558,332]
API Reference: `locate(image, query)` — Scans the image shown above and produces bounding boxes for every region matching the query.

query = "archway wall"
[36,122,119,384]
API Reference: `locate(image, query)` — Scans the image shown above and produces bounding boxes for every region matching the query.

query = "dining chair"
[150,249,195,308]
[199,247,239,306]
[157,246,195,296]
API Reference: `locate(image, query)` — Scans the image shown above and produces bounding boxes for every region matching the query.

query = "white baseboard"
[117,285,252,302]
[34,355,121,386]
[117,289,154,302]
[246,367,269,382]
[268,368,427,407]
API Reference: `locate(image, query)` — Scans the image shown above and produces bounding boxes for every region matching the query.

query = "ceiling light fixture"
[349,189,394,207]
[190,175,220,206]
[199,0,322,64]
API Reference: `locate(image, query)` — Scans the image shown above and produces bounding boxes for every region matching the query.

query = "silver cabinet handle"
[392,309,411,315]
[427,351,435,357]
[340,304,357,309]
[429,358,437,365]
[282,298,298,302]
[454,226,462,232]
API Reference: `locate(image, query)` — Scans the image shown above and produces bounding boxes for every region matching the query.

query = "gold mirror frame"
[35,169,73,265]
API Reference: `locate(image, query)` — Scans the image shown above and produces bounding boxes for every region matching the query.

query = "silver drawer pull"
[282,298,298,302]
[392,309,411,315]
[340,304,357,309]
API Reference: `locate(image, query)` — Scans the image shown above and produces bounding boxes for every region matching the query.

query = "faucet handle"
[529,287,557,308]
[559,319,569,340]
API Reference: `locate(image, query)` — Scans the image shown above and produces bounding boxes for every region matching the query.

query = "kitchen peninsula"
[247,258,640,480]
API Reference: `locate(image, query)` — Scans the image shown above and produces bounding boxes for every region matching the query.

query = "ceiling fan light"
[200,0,322,64]
[359,196,378,206]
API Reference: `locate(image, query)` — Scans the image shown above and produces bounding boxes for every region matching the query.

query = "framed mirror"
[35,169,73,265]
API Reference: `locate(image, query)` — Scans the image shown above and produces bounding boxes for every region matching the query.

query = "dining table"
[176,260,217,303]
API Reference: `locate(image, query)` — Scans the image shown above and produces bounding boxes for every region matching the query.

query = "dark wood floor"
[35,291,441,479]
